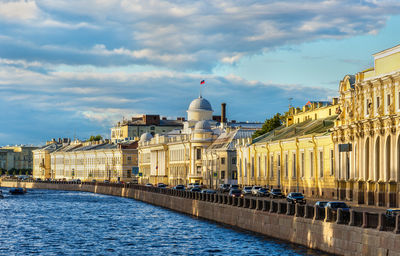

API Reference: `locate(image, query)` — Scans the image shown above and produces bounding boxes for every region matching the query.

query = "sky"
[1,0,400,146]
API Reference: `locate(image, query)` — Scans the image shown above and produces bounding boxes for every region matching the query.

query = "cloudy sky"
[1,0,400,145]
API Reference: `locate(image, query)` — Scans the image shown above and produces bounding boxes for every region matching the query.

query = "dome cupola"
[187,96,213,121]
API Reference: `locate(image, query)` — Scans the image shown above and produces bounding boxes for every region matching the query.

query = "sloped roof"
[253,115,337,144]
[208,129,255,151]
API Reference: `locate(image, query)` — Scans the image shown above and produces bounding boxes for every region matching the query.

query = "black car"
[173,185,185,190]
[270,189,284,198]
[201,189,216,194]
[256,188,269,197]
[326,202,350,213]
[315,201,328,208]
[286,192,306,204]
[229,189,243,198]
[190,187,201,192]
[230,184,239,190]
[157,183,167,188]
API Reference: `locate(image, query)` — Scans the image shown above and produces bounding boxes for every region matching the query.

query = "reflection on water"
[0,188,327,255]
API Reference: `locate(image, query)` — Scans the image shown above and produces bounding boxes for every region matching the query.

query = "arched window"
[375,137,380,181]
[386,135,391,181]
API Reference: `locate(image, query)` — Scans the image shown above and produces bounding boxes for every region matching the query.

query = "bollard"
[233,197,238,206]
[214,194,218,203]
[269,201,275,213]
[286,203,294,215]
[249,199,255,209]
[256,199,262,210]
[304,205,313,219]
[393,214,400,234]
[295,203,301,217]
[377,212,385,231]
[361,212,369,228]
[277,202,284,214]
[243,198,249,208]
[349,209,356,226]
[223,195,228,204]
[238,197,243,207]
[262,200,269,211]
[228,196,232,205]
[313,206,320,220]
[336,208,345,224]
[324,207,333,222]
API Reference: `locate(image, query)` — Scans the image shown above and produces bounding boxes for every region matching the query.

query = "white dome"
[194,120,212,133]
[188,96,213,111]
[140,132,153,142]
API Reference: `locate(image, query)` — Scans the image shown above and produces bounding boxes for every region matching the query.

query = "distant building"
[50,140,138,182]
[110,114,184,142]
[33,138,138,182]
[0,145,38,172]
[138,96,258,187]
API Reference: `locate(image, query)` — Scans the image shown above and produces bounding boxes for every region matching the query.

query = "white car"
[251,186,262,196]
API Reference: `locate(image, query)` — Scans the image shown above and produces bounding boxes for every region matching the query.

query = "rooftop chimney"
[221,102,227,123]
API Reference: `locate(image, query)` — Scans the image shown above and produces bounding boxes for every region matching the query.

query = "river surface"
[0,188,328,256]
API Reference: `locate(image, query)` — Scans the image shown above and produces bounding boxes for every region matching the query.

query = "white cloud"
[2,0,400,70]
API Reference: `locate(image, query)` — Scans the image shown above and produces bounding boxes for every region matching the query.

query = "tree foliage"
[88,135,103,141]
[252,113,283,139]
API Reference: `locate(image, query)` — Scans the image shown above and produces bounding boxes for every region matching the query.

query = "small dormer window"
[387,94,391,106]
[377,97,380,108]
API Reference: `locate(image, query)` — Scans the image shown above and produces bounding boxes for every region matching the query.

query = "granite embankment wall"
[2,180,400,256]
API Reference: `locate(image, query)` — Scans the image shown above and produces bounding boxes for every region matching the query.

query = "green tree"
[252,113,283,139]
[19,170,23,176]
[88,135,103,141]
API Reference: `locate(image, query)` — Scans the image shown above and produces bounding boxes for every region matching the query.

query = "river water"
[0,188,328,256]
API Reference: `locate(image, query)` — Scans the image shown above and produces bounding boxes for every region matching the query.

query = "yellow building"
[111,114,183,142]
[138,96,218,186]
[33,142,64,180]
[50,140,138,182]
[237,99,339,198]
[332,44,400,207]
[1,146,37,171]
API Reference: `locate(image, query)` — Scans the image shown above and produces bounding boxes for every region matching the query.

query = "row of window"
[239,149,334,179]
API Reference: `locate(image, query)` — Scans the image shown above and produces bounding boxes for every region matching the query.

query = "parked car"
[230,184,239,190]
[103,180,110,184]
[219,184,231,193]
[255,187,269,197]
[242,186,253,196]
[269,188,284,198]
[251,186,262,196]
[315,201,328,208]
[188,182,201,189]
[157,183,167,188]
[286,192,306,204]
[386,208,400,219]
[229,189,243,198]
[91,179,97,183]
[326,202,350,213]
[173,185,185,190]
[145,183,153,187]
[201,189,216,194]
[190,187,201,192]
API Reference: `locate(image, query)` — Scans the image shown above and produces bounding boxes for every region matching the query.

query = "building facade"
[237,99,339,198]
[0,146,37,172]
[50,141,138,182]
[111,114,184,142]
[33,140,138,182]
[332,44,400,207]
[138,96,257,187]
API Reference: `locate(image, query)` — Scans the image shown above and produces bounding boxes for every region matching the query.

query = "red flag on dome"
[200,80,205,85]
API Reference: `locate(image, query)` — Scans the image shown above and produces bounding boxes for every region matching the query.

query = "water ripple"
[0,188,328,256]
